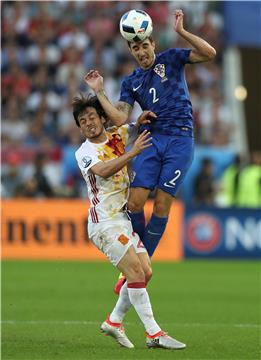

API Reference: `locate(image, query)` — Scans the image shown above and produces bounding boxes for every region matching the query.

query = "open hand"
[84,70,104,92]
[174,9,184,33]
[130,130,152,156]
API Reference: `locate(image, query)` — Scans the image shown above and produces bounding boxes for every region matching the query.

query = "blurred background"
[1,1,261,259]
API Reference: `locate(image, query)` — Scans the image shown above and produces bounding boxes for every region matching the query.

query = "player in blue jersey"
[85,9,216,291]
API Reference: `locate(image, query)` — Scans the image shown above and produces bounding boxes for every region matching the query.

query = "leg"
[143,189,173,256]
[117,246,161,336]
[128,139,161,241]
[144,135,194,256]
[100,222,186,350]
[117,247,186,350]
[127,187,150,241]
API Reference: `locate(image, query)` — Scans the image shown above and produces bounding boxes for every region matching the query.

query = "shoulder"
[106,124,130,143]
[122,67,142,84]
[157,48,192,65]
[75,141,91,160]
[106,126,119,135]
[106,124,129,136]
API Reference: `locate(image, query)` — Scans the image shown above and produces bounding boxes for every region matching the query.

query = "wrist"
[177,28,188,37]
[96,88,106,96]
[127,149,136,159]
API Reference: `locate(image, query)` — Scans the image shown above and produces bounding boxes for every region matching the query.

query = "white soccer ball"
[119,9,153,42]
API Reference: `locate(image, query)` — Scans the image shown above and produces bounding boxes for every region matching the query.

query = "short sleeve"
[75,144,101,177]
[119,78,135,106]
[168,48,192,66]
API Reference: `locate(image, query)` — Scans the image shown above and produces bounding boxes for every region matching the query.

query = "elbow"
[97,169,109,179]
[117,114,128,126]
[208,47,216,60]
[93,168,109,179]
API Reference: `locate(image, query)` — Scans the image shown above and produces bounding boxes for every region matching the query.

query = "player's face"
[129,39,156,69]
[78,107,106,141]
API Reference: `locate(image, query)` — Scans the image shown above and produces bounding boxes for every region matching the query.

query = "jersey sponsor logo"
[132,83,143,92]
[153,63,168,82]
[81,156,92,168]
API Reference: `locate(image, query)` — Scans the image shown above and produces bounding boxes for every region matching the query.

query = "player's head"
[128,36,155,70]
[72,94,107,139]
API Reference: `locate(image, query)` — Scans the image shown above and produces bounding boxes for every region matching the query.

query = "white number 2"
[164,170,181,188]
[149,87,159,103]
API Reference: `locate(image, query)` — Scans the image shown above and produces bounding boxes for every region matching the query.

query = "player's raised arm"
[174,9,216,63]
[84,70,132,126]
[91,130,152,178]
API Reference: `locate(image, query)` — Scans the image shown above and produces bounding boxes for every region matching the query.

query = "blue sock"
[128,210,145,241]
[143,214,168,257]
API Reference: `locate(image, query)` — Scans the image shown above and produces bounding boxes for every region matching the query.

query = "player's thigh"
[158,136,194,197]
[131,141,161,191]
[117,245,145,282]
[88,218,147,268]
[128,187,151,212]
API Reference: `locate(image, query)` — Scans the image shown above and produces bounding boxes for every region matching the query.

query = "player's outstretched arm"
[90,130,152,178]
[174,9,216,63]
[84,70,132,126]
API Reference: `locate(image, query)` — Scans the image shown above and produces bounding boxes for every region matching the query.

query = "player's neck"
[87,131,107,144]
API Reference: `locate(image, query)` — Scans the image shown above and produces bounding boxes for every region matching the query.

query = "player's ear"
[101,117,106,125]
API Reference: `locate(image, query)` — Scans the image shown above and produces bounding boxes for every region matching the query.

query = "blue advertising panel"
[184,207,261,258]
[223,2,261,48]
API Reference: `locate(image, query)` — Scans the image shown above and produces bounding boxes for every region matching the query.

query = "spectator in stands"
[20,153,55,198]
[193,158,217,206]
[221,154,245,207]
[1,153,23,198]
[237,151,261,208]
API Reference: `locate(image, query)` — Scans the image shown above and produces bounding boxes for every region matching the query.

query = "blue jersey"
[120,48,193,136]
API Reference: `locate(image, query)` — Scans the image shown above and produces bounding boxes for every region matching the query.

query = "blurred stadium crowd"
[1,1,259,207]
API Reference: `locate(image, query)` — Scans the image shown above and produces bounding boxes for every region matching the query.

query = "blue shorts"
[131,133,194,197]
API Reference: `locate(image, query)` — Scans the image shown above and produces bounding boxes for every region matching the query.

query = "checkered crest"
[153,64,166,79]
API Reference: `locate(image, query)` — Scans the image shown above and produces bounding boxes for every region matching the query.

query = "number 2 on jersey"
[149,87,159,103]
[164,170,181,188]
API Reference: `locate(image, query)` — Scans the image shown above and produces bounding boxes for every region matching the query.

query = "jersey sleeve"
[119,78,135,106]
[75,144,101,177]
[168,48,192,66]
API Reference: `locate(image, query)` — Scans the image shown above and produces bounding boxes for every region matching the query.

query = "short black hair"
[127,35,154,48]
[72,94,107,127]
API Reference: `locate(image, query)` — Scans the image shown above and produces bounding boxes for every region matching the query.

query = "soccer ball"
[119,9,153,42]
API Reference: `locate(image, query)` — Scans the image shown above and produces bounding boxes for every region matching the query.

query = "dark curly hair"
[72,94,107,127]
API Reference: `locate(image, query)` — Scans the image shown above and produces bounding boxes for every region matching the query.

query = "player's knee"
[128,199,143,213]
[129,260,145,282]
[153,200,170,217]
[144,266,152,284]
